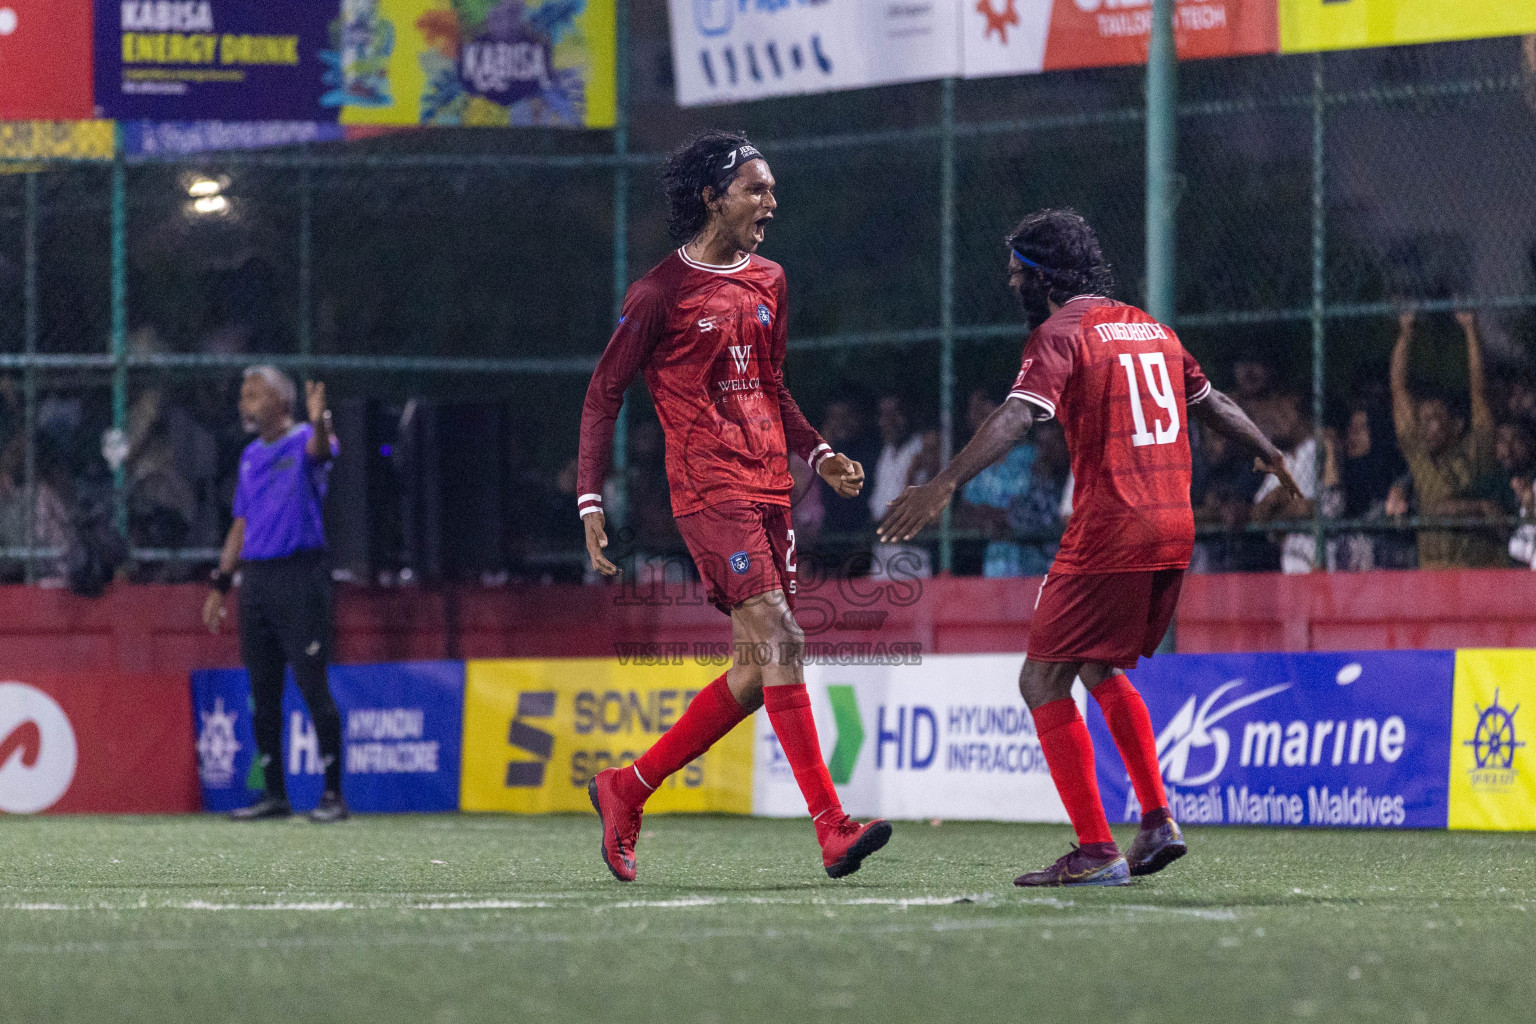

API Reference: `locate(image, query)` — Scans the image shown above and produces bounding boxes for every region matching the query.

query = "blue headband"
[1011,248,1044,270]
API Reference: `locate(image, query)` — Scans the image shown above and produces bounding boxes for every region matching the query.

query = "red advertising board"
[0,0,94,119]
[1042,0,1277,71]
[0,674,199,814]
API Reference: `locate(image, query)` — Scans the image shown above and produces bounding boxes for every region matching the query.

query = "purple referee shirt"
[233,423,338,561]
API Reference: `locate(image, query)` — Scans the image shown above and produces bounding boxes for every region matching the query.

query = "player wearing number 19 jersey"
[577,131,892,883]
[879,209,1297,887]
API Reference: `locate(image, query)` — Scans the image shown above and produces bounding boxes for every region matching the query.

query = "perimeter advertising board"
[1093,651,1455,828]
[0,674,198,814]
[1279,0,1536,53]
[0,0,95,119]
[753,656,1075,822]
[459,658,753,814]
[1448,650,1536,831]
[191,662,464,814]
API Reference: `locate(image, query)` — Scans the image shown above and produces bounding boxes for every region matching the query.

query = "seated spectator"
[1319,401,1408,571]
[1391,310,1504,568]
[954,388,1034,577]
[1230,350,1292,441]
[1006,420,1070,575]
[868,393,937,579]
[1496,419,1536,514]
[1252,393,1319,573]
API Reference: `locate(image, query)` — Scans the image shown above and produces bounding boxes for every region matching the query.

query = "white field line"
[0,912,1233,957]
[0,892,1236,920]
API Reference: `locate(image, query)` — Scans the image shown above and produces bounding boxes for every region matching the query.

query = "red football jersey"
[577,249,831,519]
[1008,296,1211,574]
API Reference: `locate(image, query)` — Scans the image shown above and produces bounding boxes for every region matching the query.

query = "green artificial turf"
[1,814,1532,1023]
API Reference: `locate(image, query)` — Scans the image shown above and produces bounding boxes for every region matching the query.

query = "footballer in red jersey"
[577,131,892,882]
[881,210,1299,887]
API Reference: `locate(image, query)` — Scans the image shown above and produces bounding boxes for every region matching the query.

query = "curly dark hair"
[662,129,754,243]
[1004,208,1115,304]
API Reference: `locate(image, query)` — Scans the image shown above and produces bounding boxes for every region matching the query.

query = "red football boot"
[587,767,643,882]
[816,813,893,878]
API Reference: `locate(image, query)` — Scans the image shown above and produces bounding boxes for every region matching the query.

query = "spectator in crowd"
[1230,350,1292,440]
[954,387,1034,577]
[788,453,825,547]
[1319,401,1409,571]
[867,393,937,579]
[1189,420,1274,573]
[1251,392,1319,573]
[1005,419,1070,575]
[1391,309,1504,568]
[1496,419,1536,512]
[812,393,879,572]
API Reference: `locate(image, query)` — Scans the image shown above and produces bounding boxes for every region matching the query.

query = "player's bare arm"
[1190,387,1304,500]
[878,397,1035,542]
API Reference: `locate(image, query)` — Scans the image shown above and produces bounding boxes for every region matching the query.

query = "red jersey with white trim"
[577,249,831,519]
[1008,296,1211,574]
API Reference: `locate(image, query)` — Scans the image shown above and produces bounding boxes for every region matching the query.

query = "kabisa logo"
[729,551,751,575]
[1155,679,1291,786]
[0,682,77,814]
[756,304,772,326]
[505,691,556,787]
[196,697,242,789]
[1465,688,1524,788]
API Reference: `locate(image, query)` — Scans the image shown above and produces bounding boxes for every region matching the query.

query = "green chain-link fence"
[1,23,1533,586]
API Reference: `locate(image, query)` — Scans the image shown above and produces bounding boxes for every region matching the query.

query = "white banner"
[753,654,1084,821]
[668,0,961,107]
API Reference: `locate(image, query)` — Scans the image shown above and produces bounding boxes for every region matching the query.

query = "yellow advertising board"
[1281,0,1536,53]
[334,0,615,128]
[0,121,115,162]
[460,659,753,814]
[1448,650,1536,830]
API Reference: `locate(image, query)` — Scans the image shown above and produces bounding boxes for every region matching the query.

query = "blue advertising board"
[191,661,465,814]
[1092,651,1455,829]
[95,1,334,120]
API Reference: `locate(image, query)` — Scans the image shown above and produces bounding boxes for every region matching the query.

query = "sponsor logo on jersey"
[757,304,772,325]
[728,344,752,374]
[729,551,751,574]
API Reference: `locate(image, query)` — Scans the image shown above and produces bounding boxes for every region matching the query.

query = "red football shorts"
[1026,568,1185,669]
[675,500,797,615]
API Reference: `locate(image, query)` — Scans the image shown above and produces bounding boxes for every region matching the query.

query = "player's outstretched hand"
[819,453,865,498]
[877,480,957,543]
[1255,455,1305,501]
[584,510,621,577]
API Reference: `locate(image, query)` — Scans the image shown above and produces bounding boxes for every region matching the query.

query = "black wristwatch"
[210,568,234,595]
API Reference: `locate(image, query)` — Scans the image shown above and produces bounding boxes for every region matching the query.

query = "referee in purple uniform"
[203,366,348,823]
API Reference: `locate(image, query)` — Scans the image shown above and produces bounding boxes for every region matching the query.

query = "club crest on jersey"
[729,551,751,574]
[757,304,772,326]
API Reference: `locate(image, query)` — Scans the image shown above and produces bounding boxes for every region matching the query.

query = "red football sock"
[1091,675,1170,821]
[1033,698,1115,847]
[764,683,841,822]
[619,674,748,807]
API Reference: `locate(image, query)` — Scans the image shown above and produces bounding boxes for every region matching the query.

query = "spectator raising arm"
[1460,309,1494,442]
[1390,310,1417,445]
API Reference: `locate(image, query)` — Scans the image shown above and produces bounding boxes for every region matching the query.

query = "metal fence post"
[1147,0,1177,652]
[609,0,630,533]
[1310,54,1327,570]
[1145,0,1177,323]
[111,123,129,534]
[22,172,38,583]
[938,76,957,574]
[298,164,313,367]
